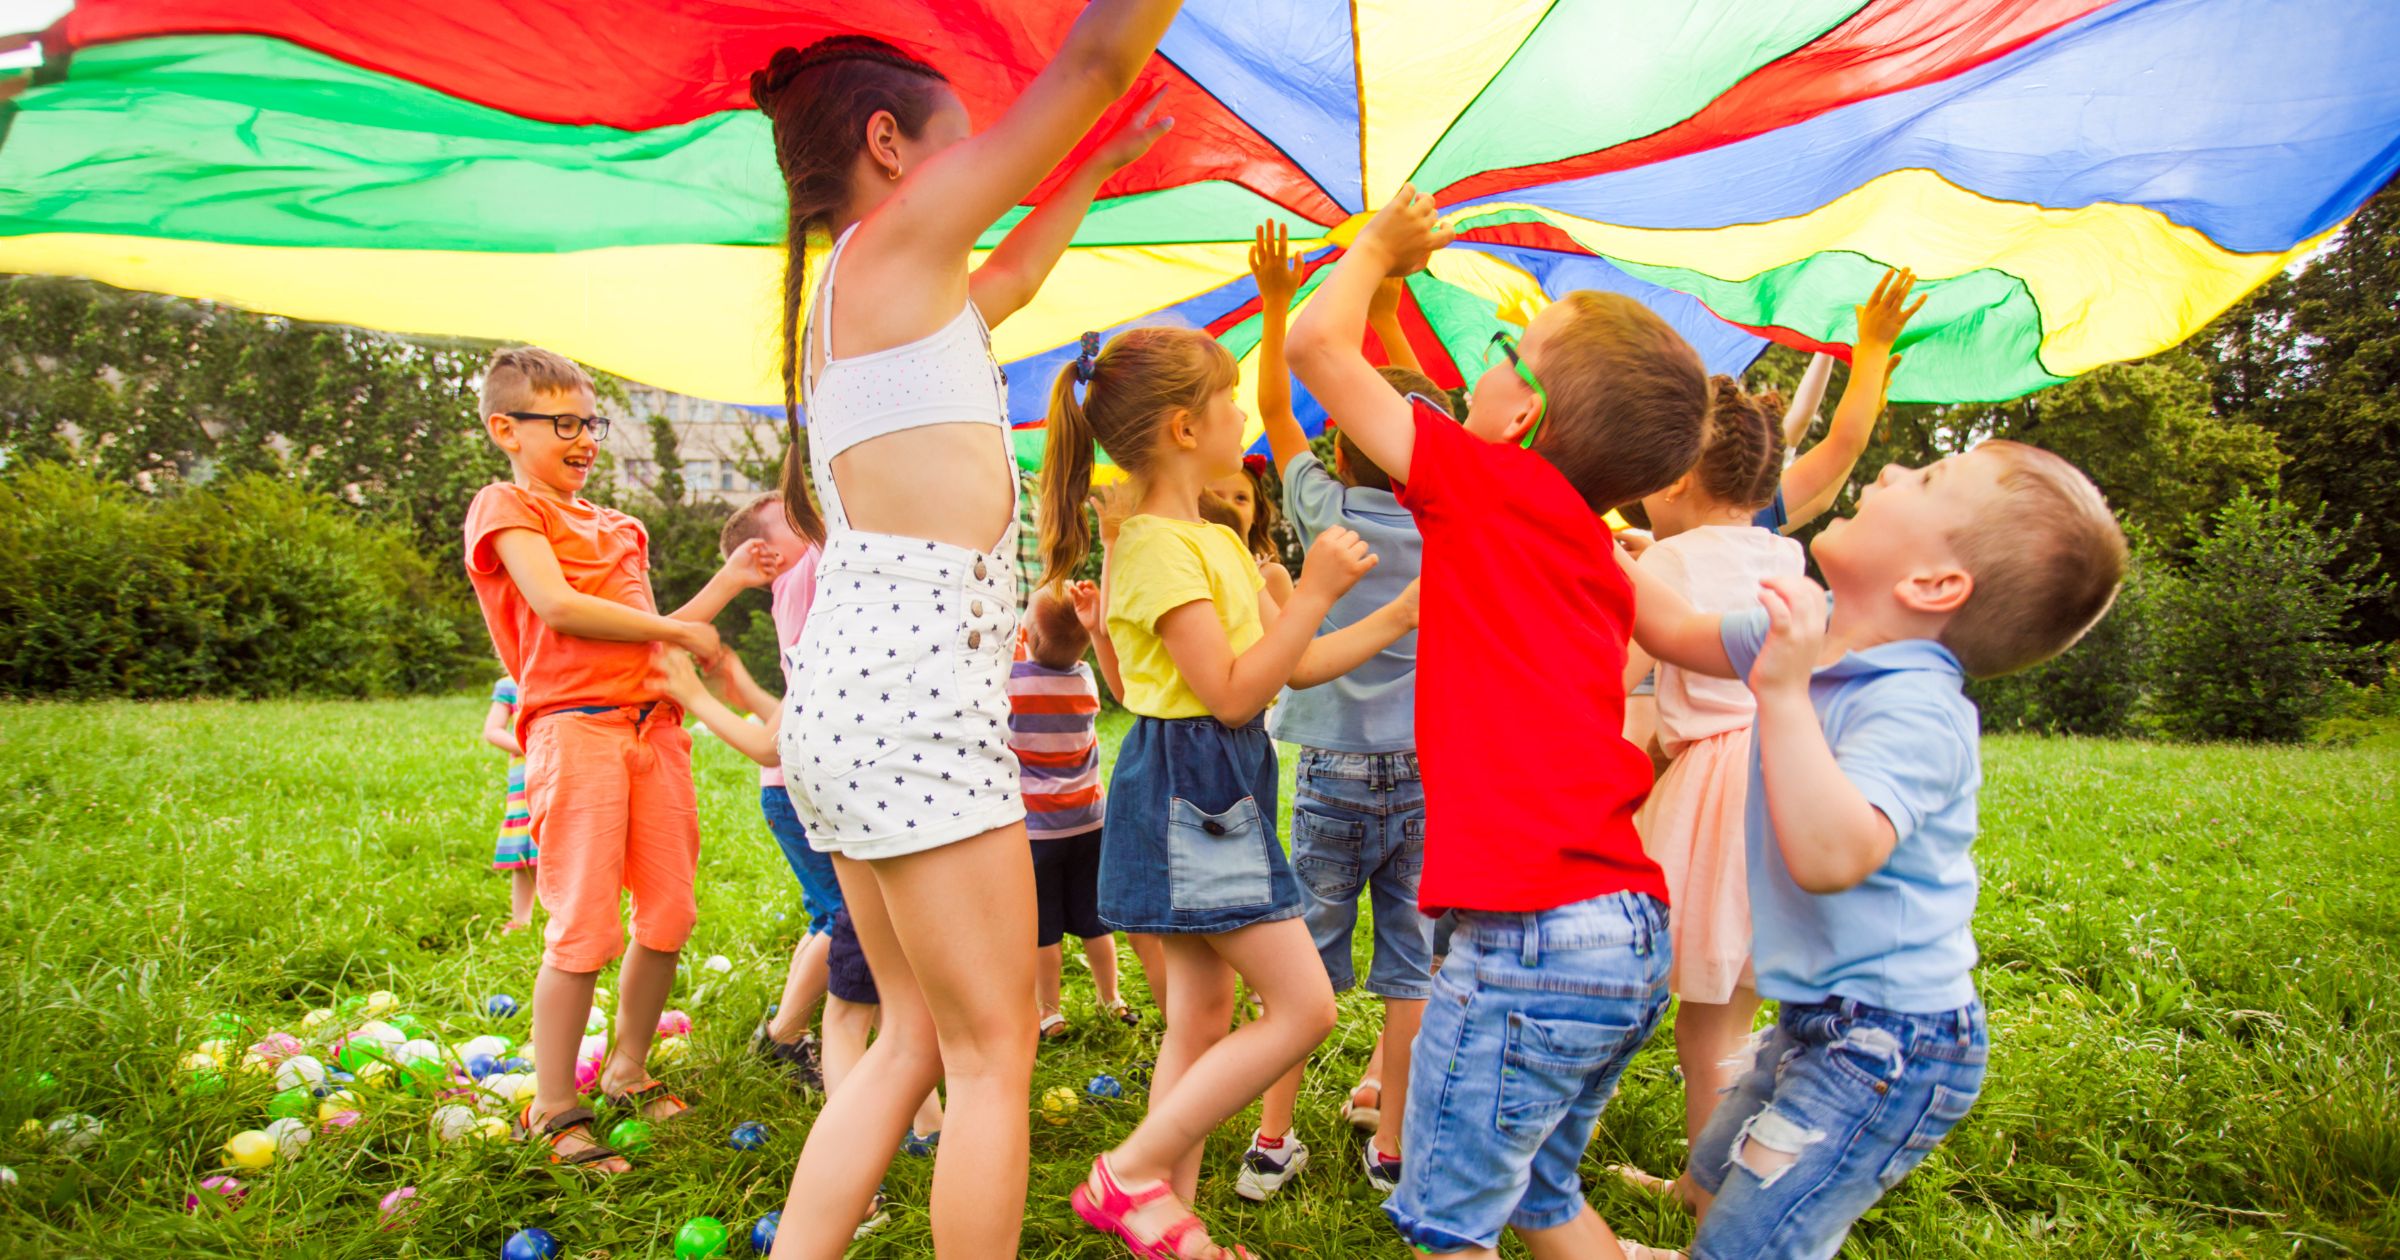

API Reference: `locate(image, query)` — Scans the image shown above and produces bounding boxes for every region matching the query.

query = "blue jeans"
[760,784,843,936]
[1688,997,1987,1260]
[1292,749,1435,1000]
[1385,893,1671,1251]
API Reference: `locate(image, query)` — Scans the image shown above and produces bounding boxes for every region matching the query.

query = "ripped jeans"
[1687,997,1986,1260]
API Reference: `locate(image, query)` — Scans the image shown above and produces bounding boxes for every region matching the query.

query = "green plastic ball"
[401,1058,446,1096]
[673,1215,728,1260]
[391,1014,426,1038]
[336,995,367,1015]
[267,1088,312,1120]
[185,1070,226,1097]
[207,1012,241,1037]
[607,1118,652,1157]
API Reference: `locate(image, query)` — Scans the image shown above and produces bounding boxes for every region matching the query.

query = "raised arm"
[970,90,1171,327]
[1288,578,1416,689]
[1746,574,1895,893]
[668,538,779,626]
[659,651,781,768]
[1156,527,1375,725]
[890,0,1183,262]
[1287,187,1452,484]
[491,529,720,661]
[1781,270,1921,532]
[1249,221,1311,474]
[1615,545,1736,678]
[1368,276,1422,375]
[1069,577,1127,705]
[1779,351,1833,451]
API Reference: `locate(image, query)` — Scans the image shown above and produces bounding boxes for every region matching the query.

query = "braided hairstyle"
[750,36,953,545]
[1691,375,1786,512]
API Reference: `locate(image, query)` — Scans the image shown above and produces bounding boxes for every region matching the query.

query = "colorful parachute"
[4,0,2397,468]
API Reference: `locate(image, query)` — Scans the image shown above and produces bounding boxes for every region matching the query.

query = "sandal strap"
[522,1105,621,1166]
[609,1077,687,1108]
[536,1105,598,1137]
[1093,1155,1177,1210]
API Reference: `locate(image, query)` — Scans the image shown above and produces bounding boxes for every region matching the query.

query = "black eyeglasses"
[504,411,613,442]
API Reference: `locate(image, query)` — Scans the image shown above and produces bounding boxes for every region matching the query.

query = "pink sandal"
[1071,1155,1251,1260]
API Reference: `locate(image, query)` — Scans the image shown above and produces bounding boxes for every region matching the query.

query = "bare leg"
[1665,987,1760,1207]
[767,932,831,1044]
[1257,1057,1305,1143]
[1145,939,1235,1204]
[1085,935,1123,1008]
[506,868,537,931]
[1374,997,1425,1162]
[820,996,875,1097]
[912,1086,946,1138]
[1517,1201,1632,1260]
[528,963,626,1172]
[597,942,683,1119]
[1036,943,1065,1024]
[1129,933,1170,1017]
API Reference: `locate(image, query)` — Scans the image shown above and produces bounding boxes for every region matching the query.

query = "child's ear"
[485,412,520,452]
[1897,564,1973,616]
[1660,470,1695,503]
[1166,407,1199,452]
[1496,393,1543,446]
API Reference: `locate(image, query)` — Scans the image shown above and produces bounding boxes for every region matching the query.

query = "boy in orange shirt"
[461,346,775,1171]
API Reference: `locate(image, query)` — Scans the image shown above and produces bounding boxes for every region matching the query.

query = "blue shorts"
[1097,715,1300,936]
[1687,997,1987,1260]
[1385,893,1671,1251]
[1291,749,1435,1001]
[760,784,843,936]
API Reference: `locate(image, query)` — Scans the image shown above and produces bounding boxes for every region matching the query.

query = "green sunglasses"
[1482,330,1547,448]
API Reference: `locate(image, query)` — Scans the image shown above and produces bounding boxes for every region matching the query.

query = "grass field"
[0,696,2393,1258]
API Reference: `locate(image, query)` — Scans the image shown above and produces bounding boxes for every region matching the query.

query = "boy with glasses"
[461,345,775,1172]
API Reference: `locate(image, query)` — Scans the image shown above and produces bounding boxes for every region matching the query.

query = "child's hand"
[1748,573,1830,696]
[720,538,781,590]
[1249,220,1303,310]
[1296,526,1378,601]
[1617,527,1655,559]
[1089,481,1136,546]
[1091,87,1172,174]
[1369,276,1406,323]
[1069,579,1104,635]
[1396,577,1420,629]
[674,620,725,667]
[1353,185,1453,278]
[1855,268,1926,352]
[657,647,706,703]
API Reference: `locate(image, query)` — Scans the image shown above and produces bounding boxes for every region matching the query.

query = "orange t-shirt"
[463,483,661,742]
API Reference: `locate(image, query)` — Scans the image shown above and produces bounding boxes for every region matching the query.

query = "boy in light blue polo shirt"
[1623,440,2127,1260]
[1233,228,1441,1201]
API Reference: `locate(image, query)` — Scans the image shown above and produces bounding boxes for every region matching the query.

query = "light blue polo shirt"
[1721,606,1983,1013]
[1267,451,1420,753]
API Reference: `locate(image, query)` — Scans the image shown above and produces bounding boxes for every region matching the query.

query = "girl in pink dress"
[1616,378,1802,1206]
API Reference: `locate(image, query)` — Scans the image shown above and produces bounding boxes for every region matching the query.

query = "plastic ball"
[501,1227,560,1260]
[651,1036,690,1068]
[45,1113,101,1155]
[1040,1086,1079,1125]
[500,1056,532,1074]
[402,1057,448,1096]
[749,1211,779,1255]
[316,1092,358,1124]
[727,1121,768,1151]
[237,1052,274,1077]
[467,1116,511,1143]
[396,1038,440,1065]
[430,1105,478,1143]
[461,1054,496,1080]
[222,1130,275,1170]
[184,1174,246,1213]
[459,1035,510,1062]
[195,1038,232,1058]
[657,1009,693,1037]
[573,1058,601,1093]
[264,1116,313,1159]
[206,1011,242,1037]
[329,1069,355,1084]
[336,995,367,1015]
[1087,1074,1124,1100]
[702,954,732,974]
[674,1215,729,1260]
[607,1118,653,1156]
[14,1120,36,1142]
[378,1185,419,1229]
[275,1055,327,1091]
[354,1061,394,1088]
[391,1013,427,1038]
[485,993,520,1020]
[319,1110,363,1133]
[577,1033,609,1062]
[181,1050,222,1073]
[25,1071,57,1096]
[362,990,397,1017]
[185,1069,226,1097]
[253,1032,304,1062]
[268,1087,314,1120]
[300,1007,335,1032]
[584,1007,607,1035]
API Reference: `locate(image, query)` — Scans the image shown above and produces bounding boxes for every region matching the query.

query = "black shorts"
[826,907,879,1005]
[1031,828,1108,948]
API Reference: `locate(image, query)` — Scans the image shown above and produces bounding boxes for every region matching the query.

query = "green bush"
[1971,547,2156,737]
[0,462,484,699]
[2147,492,2388,742]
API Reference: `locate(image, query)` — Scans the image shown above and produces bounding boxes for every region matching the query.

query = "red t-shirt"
[463,483,661,743]
[1393,401,1665,913]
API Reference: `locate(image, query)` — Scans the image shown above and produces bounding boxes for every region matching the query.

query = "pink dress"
[1633,524,1803,1003]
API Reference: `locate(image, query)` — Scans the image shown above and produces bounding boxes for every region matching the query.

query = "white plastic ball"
[47,1114,102,1155]
[457,1035,509,1062]
[429,1104,478,1143]
[274,1055,326,1091]
[263,1117,312,1160]
[702,955,732,974]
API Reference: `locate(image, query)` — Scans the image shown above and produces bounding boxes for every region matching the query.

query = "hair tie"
[1073,331,1100,384]
[1242,453,1267,476]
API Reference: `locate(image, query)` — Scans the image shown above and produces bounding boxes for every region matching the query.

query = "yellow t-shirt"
[1107,514,1265,719]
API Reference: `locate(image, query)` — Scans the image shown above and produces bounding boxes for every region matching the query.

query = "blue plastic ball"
[500,1057,532,1074]
[466,1054,500,1079]
[501,1227,558,1260]
[728,1121,769,1151]
[486,994,520,1020]
[749,1211,780,1255]
[329,1070,355,1085]
[1087,1074,1124,1100]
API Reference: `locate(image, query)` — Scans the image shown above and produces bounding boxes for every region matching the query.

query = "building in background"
[612,384,787,506]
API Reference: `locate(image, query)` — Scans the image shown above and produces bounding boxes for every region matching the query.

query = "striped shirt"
[1006,638,1105,840]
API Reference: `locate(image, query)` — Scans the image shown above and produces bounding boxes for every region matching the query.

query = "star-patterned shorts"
[780,528,1025,860]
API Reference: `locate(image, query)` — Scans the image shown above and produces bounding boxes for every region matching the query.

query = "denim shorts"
[760,785,843,937]
[1385,893,1671,1251]
[1291,749,1435,1001]
[1687,997,1987,1260]
[1097,715,1300,936]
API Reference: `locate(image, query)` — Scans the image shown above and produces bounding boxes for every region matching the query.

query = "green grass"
[0,697,2394,1258]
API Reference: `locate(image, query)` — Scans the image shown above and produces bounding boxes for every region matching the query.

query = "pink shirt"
[1640,524,1805,756]
[759,545,821,788]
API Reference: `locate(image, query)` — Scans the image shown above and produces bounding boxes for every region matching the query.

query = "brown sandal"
[516,1104,624,1168]
[604,1076,691,1123]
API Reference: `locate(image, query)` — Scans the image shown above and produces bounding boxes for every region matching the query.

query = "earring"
[888,165,902,180]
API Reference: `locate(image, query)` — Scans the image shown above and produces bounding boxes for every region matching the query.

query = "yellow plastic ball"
[237,1053,273,1077]
[362,991,397,1017]
[651,1036,689,1068]
[467,1117,510,1143]
[181,1051,222,1073]
[1040,1086,1080,1125]
[222,1130,276,1171]
[300,1008,334,1032]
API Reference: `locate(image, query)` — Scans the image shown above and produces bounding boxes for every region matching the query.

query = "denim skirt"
[1097,714,1301,935]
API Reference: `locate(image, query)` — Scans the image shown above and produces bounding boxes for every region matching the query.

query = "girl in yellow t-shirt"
[1037,326,1415,1258]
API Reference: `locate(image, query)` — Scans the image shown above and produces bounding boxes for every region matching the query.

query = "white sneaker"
[1233,1130,1310,1201]
[1361,1140,1403,1194]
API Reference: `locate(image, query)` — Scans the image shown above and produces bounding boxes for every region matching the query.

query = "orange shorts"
[524,703,700,972]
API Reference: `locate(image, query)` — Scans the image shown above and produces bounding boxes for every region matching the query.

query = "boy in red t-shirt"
[1289,192,1712,1258]
[460,346,774,1172]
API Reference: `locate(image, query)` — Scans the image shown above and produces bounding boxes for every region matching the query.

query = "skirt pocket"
[1165,794,1274,912]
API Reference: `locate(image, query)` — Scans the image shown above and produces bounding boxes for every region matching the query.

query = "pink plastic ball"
[184,1175,246,1213]
[574,1057,601,1092]
[656,1010,692,1037]
[252,1033,303,1062]
[378,1185,419,1229]
[319,1110,362,1133]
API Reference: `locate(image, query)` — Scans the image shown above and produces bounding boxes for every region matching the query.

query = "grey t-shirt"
[1268,451,1421,753]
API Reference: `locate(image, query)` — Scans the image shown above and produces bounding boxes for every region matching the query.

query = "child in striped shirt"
[1011,581,1134,1038]
[480,674,538,932]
